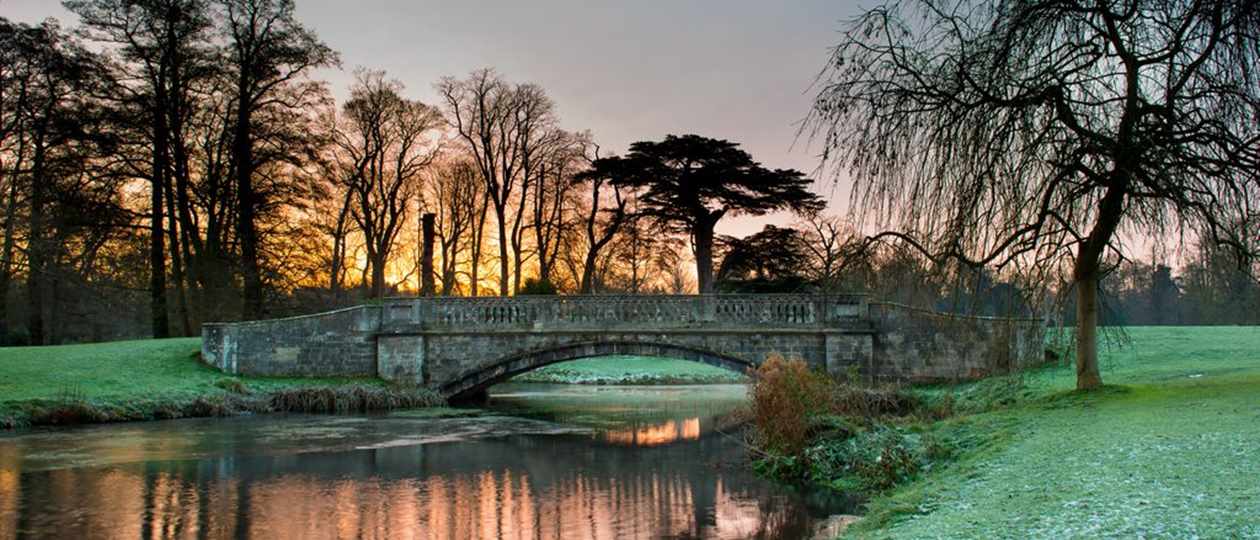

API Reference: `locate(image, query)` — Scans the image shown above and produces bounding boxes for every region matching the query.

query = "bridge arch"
[440,341,755,400]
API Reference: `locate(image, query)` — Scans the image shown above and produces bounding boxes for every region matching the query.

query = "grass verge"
[843,326,1260,538]
[0,338,441,429]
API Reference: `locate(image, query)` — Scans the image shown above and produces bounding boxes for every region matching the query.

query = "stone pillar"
[421,213,436,296]
[824,332,874,381]
[378,335,426,386]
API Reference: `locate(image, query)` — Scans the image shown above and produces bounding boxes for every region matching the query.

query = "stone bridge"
[200,295,1044,400]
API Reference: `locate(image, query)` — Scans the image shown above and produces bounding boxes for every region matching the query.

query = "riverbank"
[511,355,748,385]
[0,338,441,429]
[841,326,1260,538]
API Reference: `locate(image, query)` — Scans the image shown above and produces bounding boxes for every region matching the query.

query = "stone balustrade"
[378,294,870,330]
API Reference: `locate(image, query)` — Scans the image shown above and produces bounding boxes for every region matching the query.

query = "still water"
[0,384,851,539]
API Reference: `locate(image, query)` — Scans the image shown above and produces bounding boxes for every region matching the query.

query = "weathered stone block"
[378,335,425,385]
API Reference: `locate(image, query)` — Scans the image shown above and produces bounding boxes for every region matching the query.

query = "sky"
[3,0,865,236]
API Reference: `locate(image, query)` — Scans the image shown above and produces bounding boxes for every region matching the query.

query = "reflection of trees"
[0,446,17,540]
[6,433,828,539]
[602,418,701,447]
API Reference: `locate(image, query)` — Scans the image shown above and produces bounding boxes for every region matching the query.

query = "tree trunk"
[470,192,490,297]
[150,151,170,338]
[579,251,599,294]
[511,173,532,293]
[234,93,263,320]
[150,85,171,339]
[1071,183,1126,390]
[1074,275,1103,389]
[694,219,717,294]
[495,202,509,296]
[370,254,386,298]
[163,169,192,337]
[26,133,47,345]
[329,188,353,299]
[0,165,20,338]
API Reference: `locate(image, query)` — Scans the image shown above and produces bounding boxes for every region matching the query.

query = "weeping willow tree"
[807,0,1260,389]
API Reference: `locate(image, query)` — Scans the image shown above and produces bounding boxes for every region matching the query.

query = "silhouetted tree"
[587,134,823,293]
[530,131,585,289]
[0,19,113,344]
[716,225,812,292]
[221,0,337,319]
[573,148,631,294]
[807,0,1260,389]
[1148,264,1181,325]
[437,70,520,296]
[427,159,485,295]
[327,70,441,298]
[68,0,218,337]
[799,213,859,292]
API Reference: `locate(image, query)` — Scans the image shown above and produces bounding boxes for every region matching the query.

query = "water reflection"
[0,384,850,539]
[602,417,702,446]
[1,433,823,539]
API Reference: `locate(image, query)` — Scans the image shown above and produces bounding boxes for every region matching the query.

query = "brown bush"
[268,385,442,414]
[831,384,918,418]
[747,354,834,455]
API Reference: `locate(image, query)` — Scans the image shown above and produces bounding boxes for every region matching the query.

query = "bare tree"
[799,213,858,291]
[221,0,337,319]
[329,70,441,298]
[1,19,110,344]
[572,146,631,294]
[428,159,485,295]
[806,0,1260,389]
[530,130,585,287]
[69,0,218,337]
[507,83,562,292]
[437,69,521,296]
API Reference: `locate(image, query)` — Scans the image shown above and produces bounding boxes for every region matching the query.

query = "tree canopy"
[716,225,812,293]
[586,134,823,293]
[807,0,1260,389]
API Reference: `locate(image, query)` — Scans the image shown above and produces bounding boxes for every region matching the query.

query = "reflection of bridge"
[201,294,1044,400]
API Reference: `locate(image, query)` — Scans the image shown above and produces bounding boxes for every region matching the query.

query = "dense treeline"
[1,3,1255,345]
[0,2,827,344]
[1090,248,1260,326]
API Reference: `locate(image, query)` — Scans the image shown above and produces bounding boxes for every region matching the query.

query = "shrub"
[748,354,835,455]
[269,385,442,414]
[518,278,558,295]
[831,383,919,418]
[804,427,928,491]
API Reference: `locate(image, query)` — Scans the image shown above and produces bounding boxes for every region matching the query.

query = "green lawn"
[511,355,747,385]
[852,326,1260,538]
[0,338,401,426]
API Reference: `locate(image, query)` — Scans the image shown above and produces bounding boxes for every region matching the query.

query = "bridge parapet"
[378,294,870,331]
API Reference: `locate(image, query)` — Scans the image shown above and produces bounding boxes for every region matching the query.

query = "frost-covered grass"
[0,338,419,428]
[512,355,747,385]
[849,326,1260,538]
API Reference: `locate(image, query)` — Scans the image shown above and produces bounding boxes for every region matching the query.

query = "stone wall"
[868,302,1045,382]
[201,306,382,377]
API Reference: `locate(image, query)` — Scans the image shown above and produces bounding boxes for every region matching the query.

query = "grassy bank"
[0,338,441,429]
[844,327,1260,538]
[512,355,747,385]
